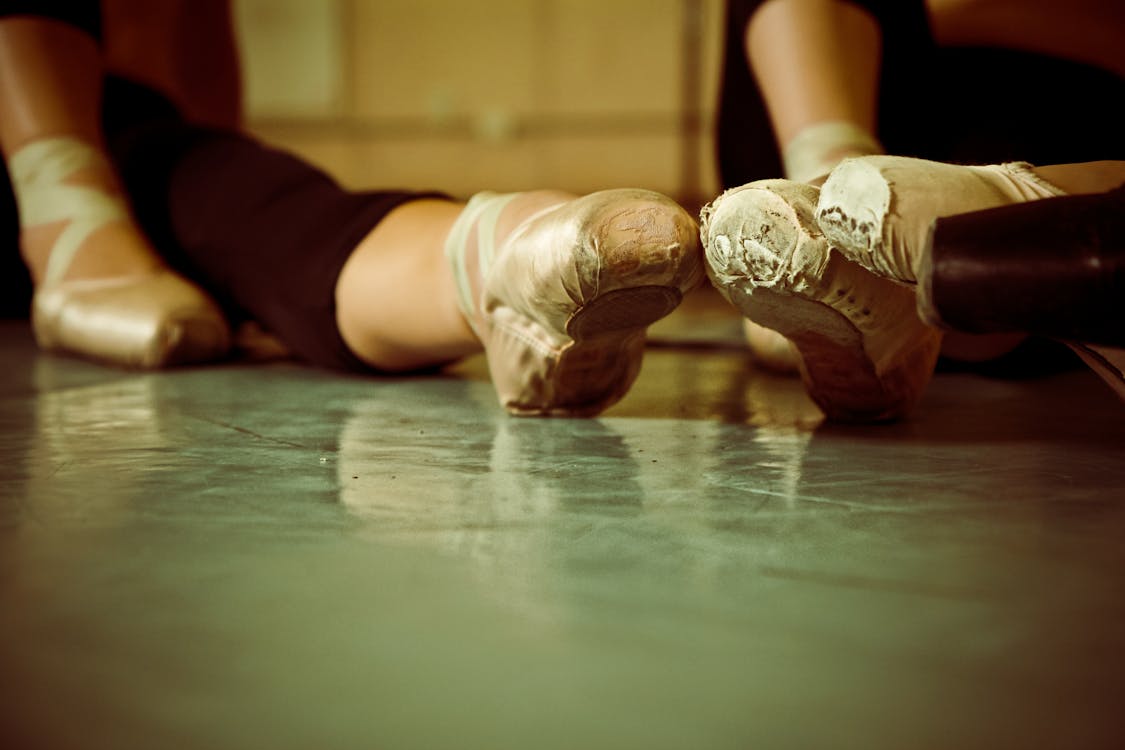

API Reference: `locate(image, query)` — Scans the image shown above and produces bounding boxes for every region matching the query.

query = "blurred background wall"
[233,0,726,210]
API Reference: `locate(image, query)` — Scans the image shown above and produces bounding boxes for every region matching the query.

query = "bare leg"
[746,0,883,182]
[748,0,880,143]
[336,198,479,371]
[102,0,242,130]
[0,17,158,284]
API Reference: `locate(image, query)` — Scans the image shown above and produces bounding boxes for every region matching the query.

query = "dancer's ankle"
[491,190,574,239]
[21,218,165,286]
[444,190,573,331]
[10,137,166,286]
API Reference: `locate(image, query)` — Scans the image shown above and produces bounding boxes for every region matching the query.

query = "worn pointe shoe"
[920,185,1125,400]
[816,155,1066,283]
[10,137,231,368]
[735,121,883,375]
[701,180,943,422]
[446,189,703,416]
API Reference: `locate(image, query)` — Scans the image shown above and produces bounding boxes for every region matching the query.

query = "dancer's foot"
[815,155,1066,284]
[10,137,230,367]
[445,189,704,416]
[701,179,942,422]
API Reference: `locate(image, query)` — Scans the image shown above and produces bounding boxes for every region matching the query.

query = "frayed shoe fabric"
[701,179,942,422]
[816,155,1065,284]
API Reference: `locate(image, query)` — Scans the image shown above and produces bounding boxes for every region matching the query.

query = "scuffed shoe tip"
[451,189,704,417]
[701,178,942,422]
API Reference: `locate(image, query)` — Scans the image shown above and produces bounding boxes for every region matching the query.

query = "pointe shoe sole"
[538,284,683,417]
[702,180,942,422]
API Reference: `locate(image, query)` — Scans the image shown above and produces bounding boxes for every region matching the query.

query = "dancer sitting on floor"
[0,5,703,417]
[715,0,1124,374]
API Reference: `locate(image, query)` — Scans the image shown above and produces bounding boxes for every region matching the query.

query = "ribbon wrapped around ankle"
[9,136,129,286]
[443,191,521,331]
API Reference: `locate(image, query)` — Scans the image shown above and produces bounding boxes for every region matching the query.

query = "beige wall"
[235,0,726,208]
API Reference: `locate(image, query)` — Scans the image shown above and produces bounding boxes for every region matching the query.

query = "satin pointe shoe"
[815,155,1066,284]
[919,184,1125,399]
[701,179,943,422]
[9,137,231,368]
[445,189,704,416]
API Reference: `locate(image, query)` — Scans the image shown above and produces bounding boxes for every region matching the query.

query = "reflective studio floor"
[2,289,1124,750]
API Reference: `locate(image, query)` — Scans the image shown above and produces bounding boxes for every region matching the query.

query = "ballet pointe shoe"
[10,137,231,368]
[733,120,883,376]
[445,189,704,416]
[32,273,231,368]
[815,155,1066,283]
[919,184,1125,400]
[701,179,943,422]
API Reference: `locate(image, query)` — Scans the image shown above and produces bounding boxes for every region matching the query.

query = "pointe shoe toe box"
[33,271,232,368]
[489,189,702,326]
[702,180,829,292]
[483,189,703,416]
[700,177,943,422]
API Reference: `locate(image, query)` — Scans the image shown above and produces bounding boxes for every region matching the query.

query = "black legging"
[716,0,1125,189]
[104,80,442,371]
